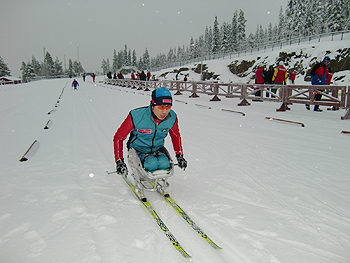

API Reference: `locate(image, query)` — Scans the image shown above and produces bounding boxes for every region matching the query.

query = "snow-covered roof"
[0,76,21,81]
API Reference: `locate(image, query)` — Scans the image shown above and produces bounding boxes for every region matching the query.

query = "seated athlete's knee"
[157,155,170,170]
[143,156,158,171]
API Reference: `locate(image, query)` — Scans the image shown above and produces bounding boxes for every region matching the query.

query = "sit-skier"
[113,87,187,176]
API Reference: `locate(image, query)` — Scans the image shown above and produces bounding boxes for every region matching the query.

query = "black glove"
[116,159,128,175]
[176,154,187,170]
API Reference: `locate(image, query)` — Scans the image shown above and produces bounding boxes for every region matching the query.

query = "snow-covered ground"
[1,74,350,263]
[1,34,350,262]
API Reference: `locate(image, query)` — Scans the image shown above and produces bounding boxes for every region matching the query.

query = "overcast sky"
[1,0,289,77]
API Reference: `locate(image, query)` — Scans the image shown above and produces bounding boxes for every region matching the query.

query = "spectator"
[147,71,151,81]
[272,62,287,97]
[254,65,265,98]
[307,56,331,112]
[289,69,296,84]
[140,70,147,81]
[264,65,274,97]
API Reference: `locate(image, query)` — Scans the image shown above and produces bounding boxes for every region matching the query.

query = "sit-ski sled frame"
[127,147,174,202]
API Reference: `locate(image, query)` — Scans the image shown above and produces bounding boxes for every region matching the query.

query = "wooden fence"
[104,78,350,116]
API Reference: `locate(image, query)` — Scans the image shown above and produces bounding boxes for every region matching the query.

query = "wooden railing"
[104,78,350,117]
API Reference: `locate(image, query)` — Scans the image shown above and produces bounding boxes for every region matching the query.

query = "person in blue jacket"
[113,87,187,175]
[71,79,79,90]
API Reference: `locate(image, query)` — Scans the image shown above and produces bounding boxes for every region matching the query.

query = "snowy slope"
[1,75,350,263]
[151,32,350,85]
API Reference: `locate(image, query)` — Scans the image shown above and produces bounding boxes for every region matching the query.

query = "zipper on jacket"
[151,122,158,152]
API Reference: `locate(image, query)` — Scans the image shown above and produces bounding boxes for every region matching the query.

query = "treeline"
[20,51,84,82]
[103,0,349,72]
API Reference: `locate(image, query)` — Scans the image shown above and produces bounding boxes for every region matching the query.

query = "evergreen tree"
[279,6,287,38]
[267,23,273,42]
[20,61,35,82]
[132,50,137,67]
[212,16,221,53]
[0,56,11,76]
[204,26,213,55]
[189,37,195,59]
[53,57,63,76]
[20,61,28,82]
[143,48,150,70]
[247,33,255,49]
[67,59,74,77]
[237,10,247,50]
[127,50,132,66]
[117,50,123,69]
[123,45,128,66]
[327,0,346,31]
[230,11,238,51]
[31,56,41,76]
[112,49,118,73]
[73,61,84,75]
[221,22,230,52]
[101,59,110,75]
[44,51,54,77]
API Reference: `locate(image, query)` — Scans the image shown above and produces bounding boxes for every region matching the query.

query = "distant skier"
[113,87,187,175]
[72,79,79,90]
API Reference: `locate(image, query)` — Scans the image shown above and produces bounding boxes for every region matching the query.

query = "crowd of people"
[107,70,151,81]
[254,57,332,111]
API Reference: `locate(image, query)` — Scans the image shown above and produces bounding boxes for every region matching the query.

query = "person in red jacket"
[272,62,287,96]
[289,69,296,84]
[254,65,265,98]
[306,56,331,111]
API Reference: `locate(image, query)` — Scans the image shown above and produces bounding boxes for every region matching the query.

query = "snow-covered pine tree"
[230,11,238,52]
[143,48,150,70]
[132,50,137,67]
[221,22,231,53]
[189,37,195,59]
[44,51,54,77]
[123,45,128,66]
[327,0,347,32]
[0,56,11,77]
[31,56,41,76]
[204,26,213,55]
[212,16,221,53]
[53,57,63,76]
[112,49,118,73]
[237,10,247,51]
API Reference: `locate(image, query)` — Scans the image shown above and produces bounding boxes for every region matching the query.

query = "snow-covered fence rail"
[104,79,349,112]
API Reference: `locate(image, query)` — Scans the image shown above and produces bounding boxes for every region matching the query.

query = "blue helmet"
[323,56,331,62]
[151,87,172,106]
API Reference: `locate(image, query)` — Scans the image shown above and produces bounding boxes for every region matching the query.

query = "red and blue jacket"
[113,105,183,161]
[310,62,329,85]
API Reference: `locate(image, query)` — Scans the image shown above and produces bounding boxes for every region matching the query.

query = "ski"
[151,183,222,250]
[121,174,192,258]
